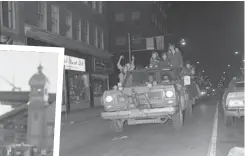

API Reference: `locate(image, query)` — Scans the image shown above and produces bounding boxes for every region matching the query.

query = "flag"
[146,37,154,50]
[156,36,164,50]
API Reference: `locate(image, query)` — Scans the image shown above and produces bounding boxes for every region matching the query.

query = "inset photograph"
[0,45,64,156]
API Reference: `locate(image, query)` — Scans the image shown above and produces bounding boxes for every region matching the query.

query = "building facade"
[107,1,167,54]
[0,1,114,111]
[106,1,167,85]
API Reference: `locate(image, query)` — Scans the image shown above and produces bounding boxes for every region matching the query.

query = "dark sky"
[167,2,244,87]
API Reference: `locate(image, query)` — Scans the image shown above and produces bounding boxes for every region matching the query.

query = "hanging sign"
[64,55,85,72]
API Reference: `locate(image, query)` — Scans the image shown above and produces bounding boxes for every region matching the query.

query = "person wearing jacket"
[168,45,184,80]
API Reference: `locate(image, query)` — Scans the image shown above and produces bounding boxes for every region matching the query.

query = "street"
[59,98,244,156]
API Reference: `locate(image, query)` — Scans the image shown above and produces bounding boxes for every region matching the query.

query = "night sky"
[167,1,244,87]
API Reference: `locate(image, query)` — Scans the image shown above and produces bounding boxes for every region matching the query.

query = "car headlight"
[227,100,244,107]
[105,96,113,103]
[166,91,174,98]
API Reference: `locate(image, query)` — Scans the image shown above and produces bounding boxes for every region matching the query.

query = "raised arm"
[117,55,124,70]
[130,55,135,70]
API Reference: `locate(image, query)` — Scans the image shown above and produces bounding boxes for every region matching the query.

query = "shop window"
[67,71,90,104]
[92,76,108,97]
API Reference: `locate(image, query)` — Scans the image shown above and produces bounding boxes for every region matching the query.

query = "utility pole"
[128,33,132,63]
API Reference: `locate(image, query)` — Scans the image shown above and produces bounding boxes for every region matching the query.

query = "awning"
[24,24,113,60]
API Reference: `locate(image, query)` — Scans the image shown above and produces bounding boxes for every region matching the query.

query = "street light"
[228,64,231,67]
[234,51,239,55]
[196,61,200,64]
[223,72,226,74]
[180,38,186,47]
[202,70,205,73]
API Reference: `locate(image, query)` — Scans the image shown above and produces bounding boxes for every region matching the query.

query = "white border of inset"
[0,44,64,156]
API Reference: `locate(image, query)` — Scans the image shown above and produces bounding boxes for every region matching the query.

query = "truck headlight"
[201,91,206,95]
[105,96,113,103]
[166,91,174,97]
[227,100,244,107]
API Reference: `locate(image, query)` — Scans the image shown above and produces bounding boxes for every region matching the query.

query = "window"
[116,36,126,46]
[132,11,140,20]
[98,2,103,14]
[74,19,81,41]
[37,2,47,30]
[115,13,124,22]
[97,29,104,49]
[92,1,96,10]
[92,27,98,48]
[0,2,16,29]
[81,19,89,44]
[132,35,141,44]
[64,11,72,38]
[51,5,59,34]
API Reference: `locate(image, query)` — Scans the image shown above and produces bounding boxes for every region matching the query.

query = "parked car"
[222,76,244,126]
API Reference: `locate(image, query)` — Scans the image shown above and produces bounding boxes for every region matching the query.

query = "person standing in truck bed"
[168,44,184,80]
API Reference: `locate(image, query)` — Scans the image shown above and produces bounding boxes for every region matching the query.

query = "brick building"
[0,1,114,111]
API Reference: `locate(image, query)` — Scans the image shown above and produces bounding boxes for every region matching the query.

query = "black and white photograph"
[0,45,64,156]
[0,1,244,156]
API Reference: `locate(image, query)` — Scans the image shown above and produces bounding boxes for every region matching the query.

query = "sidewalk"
[61,106,104,126]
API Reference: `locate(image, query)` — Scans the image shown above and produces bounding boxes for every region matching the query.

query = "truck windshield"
[124,68,173,87]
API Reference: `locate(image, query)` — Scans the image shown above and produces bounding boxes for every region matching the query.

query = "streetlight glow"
[202,70,205,73]
[228,64,231,67]
[234,51,239,55]
[197,61,200,64]
[223,72,226,74]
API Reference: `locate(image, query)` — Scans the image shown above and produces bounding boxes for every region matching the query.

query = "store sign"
[64,55,85,72]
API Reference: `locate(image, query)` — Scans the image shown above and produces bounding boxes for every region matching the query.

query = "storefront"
[24,25,113,112]
[92,57,113,107]
[64,55,91,111]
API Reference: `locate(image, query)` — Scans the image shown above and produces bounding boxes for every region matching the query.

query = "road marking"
[207,102,219,156]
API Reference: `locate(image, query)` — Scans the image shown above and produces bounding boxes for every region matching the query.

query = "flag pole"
[128,33,132,63]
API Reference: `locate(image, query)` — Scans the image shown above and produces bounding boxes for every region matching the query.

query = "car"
[101,67,194,132]
[222,76,244,126]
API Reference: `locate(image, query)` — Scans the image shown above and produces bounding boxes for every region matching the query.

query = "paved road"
[59,98,244,156]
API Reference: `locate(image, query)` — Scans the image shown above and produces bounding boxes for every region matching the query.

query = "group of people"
[116,43,198,88]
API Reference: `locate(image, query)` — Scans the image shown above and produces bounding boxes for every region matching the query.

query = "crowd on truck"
[115,43,200,98]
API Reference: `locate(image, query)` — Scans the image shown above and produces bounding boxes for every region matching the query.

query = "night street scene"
[0,1,244,156]
[0,46,63,156]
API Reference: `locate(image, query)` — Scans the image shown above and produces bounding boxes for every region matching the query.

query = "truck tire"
[224,115,234,127]
[172,107,183,129]
[110,119,124,132]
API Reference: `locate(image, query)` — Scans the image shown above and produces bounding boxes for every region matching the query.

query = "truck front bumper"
[101,107,178,120]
